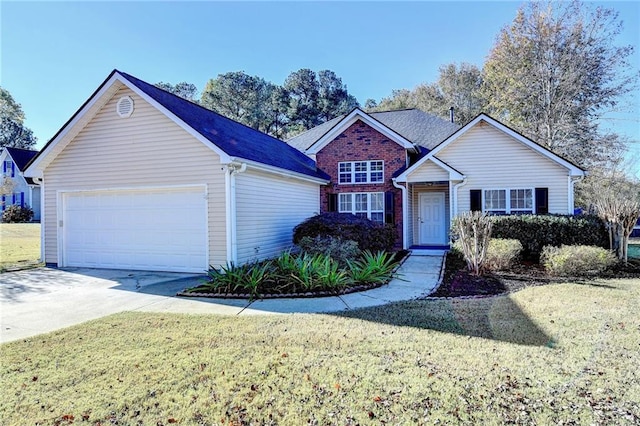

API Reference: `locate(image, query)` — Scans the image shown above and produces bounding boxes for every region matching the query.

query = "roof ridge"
[286,113,347,141]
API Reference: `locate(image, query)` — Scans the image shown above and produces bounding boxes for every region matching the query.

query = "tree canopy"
[376,63,485,125]
[482,0,637,169]
[0,87,37,150]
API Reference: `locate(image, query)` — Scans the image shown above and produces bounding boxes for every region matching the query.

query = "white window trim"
[482,188,535,214]
[338,192,385,222]
[338,160,384,184]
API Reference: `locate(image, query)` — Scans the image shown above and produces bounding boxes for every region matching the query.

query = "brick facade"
[316,120,406,248]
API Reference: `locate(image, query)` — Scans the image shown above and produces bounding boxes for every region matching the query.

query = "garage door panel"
[62,188,207,272]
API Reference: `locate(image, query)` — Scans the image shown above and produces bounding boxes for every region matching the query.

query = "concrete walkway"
[0,254,443,343]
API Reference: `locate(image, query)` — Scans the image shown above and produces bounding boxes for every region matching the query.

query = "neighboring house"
[1,147,41,221]
[24,70,586,273]
[288,108,586,249]
[24,70,329,273]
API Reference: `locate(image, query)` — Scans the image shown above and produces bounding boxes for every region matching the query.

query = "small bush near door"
[293,213,396,253]
[2,205,34,223]
[454,238,523,272]
[541,245,616,276]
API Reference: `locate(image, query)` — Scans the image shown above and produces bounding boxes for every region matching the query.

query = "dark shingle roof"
[118,71,329,181]
[6,147,38,171]
[286,108,460,152]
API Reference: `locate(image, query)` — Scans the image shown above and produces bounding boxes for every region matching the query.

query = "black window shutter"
[535,188,548,214]
[384,191,395,224]
[328,193,338,212]
[470,190,482,212]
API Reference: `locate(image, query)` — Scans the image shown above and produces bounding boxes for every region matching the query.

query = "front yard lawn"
[1,278,639,425]
[0,223,41,271]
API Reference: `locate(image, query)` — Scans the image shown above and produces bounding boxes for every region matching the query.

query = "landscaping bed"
[181,250,409,299]
[433,249,640,298]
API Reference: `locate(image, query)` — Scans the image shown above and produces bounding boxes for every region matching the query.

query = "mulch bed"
[179,250,411,300]
[431,251,640,298]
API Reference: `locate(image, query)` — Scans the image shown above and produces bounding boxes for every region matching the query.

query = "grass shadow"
[335,295,555,347]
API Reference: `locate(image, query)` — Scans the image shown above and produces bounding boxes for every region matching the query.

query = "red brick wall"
[316,120,406,248]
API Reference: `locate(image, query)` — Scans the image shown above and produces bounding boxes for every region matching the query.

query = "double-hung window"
[338,160,384,184]
[3,160,13,177]
[483,189,533,214]
[338,192,384,223]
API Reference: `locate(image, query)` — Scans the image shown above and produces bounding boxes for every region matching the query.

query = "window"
[338,192,384,223]
[483,189,533,214]
[510,189,533,213]
[3,160,13,177]
[338,160,384,184]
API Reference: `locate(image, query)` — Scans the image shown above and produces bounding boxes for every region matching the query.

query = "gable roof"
[4,147,38,171]
[303,108,419,155]
[395,113,586,181]
[25,70,329,182]
[287,108,460,152]
[2,147,39,185]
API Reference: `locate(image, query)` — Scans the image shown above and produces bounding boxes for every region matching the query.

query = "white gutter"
[392,178,409,250]
[225,163,247,264]
[228,157,329,185]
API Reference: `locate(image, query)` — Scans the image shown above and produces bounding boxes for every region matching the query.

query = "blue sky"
[1,1,638,176]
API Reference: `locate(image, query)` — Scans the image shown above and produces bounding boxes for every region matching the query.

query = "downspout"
[225,163,247,264]
[32,176,44,262]
[451,177,467,220]
[392,179,408,250]
[569,175,583,214]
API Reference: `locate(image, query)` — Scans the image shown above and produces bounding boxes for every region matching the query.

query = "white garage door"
[62,187,207,273]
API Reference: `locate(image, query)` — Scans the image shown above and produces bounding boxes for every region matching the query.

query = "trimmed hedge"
[293,213,396,253]
[541,245,616,277]
[490,214,608,261]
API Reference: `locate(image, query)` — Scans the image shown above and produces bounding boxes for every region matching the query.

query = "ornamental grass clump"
[452,211,492,275]
[541,245,617,277]
[189,249,400,298]
[348,251,397,284]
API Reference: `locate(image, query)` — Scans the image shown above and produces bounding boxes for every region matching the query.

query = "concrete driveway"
[0,255,443,343]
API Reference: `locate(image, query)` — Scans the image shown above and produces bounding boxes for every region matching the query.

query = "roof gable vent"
[116,96,134,118]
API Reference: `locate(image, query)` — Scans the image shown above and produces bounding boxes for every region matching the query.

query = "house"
[1,147,41,221]
[288,108,586,249]
[24,70,585,273]
[24,70,329,273]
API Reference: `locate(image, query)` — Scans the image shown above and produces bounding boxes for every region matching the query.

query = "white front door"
[419,192,446,245]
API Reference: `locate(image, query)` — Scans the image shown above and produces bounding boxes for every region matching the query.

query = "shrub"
[491,214,608,261]
[348,251,397,284]
[293,213,396,253]
[2,205,34,223]
[298,235,360,267]
[454,238,522,271]
[486,238,522,271]
[451,211,492,275]
[541,245,617,277]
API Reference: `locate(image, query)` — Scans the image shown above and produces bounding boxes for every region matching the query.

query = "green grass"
[1,279,639,425]
[0,223,41,271]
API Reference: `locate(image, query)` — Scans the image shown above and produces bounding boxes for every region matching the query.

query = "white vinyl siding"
[235,170,319,263]
[436,123,571,214]
[406,159,449,182]
[42,86,228,268]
